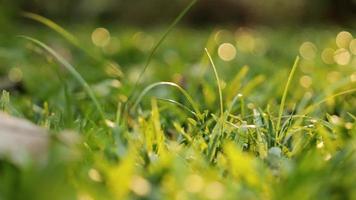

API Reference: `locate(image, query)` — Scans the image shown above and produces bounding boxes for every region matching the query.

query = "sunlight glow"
[235,29,256,53]
[218,43,236,61]
[88,168,102,182]
[349,39,356,55]
[184,174,204,193]
[299,75,312,88]
[91,27,111,47]
[130,176,151,196]
[336,31,353,48]
[204,181,224,200]
[351,72,356,82]
[299,42,317,60]
[334,48,351,65]
[321,48,335,64]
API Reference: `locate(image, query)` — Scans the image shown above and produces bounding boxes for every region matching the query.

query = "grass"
[0,11,356,200]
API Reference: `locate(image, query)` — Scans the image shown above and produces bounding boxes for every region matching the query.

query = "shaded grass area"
[0,17,356,200]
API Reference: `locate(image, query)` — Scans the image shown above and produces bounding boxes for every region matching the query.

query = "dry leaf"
[0,112,49,166]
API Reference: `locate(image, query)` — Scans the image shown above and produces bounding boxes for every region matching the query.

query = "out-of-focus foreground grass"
[0,16,355,200]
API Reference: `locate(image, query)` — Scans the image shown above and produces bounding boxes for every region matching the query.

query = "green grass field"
[0,12,356,200]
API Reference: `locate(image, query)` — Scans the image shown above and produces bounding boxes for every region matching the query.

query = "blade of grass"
[205,48,223,117]
[127,0,198,103]
[19,35,106,122]
[294,88,356,126]
[131,81,201,117]
[22,12,100,61]
[22,12,80,47]
[305,88,356,115]
[276,56,300,141]
[205,48,226,162]
[157,97,198,118]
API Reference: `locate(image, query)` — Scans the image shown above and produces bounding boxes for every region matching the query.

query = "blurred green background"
[1,0,356,26]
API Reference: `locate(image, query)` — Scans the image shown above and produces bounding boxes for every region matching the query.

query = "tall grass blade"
[22,12,80,47]
[205,48,224,116]
[205,48,226,162]
[131,81,201,117]
[157,97,198,118]
[276,56,299,141]
[128,0,198,102]
[22,12,100,61]
[19,36,106,121]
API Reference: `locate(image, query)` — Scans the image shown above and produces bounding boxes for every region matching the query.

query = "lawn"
[0,10,356,200]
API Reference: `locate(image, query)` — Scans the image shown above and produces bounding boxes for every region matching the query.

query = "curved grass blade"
[22,12,100,61]
[22,12,80,47]
[128,0,198,103]
[205,48,226,162]
[299,88,356,120]
[157,97,198,118]
[19,36,106,121]
[288,88,356,134]
[276,56,300,141]
[205,48,224,116]
[131,81,200,117]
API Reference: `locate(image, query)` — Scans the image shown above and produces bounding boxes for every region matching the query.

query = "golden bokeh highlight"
[88,168,102,182]
[345,122,353,130]
[299,75,312,88]
[321,48,335,64]
[130,176,151,196]
[204,181,224,200]
[214,30,233,44]
[235,29,256,53]
[8,67,23,82]
[91,27,111,47]
[218,43,237,61]
[333,48,351,65]
[133,32,154,52]
[350,72,356,82]
[77,193,94,200]
[299,42,317,60]
[349,39,356,55]
[184,174,204,193]
[336,31,353,48]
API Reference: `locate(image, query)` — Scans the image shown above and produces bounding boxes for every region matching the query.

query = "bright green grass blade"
[300,88,356,119]
[131,81,201,117]
[19,36,106,122]
[276,56,300,141]
[22,12,80,47]
[205,48,224,117]
[22,12,100,61]
[205,48,227,162]
[128,0,198,102]
[290,88,356,130]
[348,112,356,121]
[157,97,198,118]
